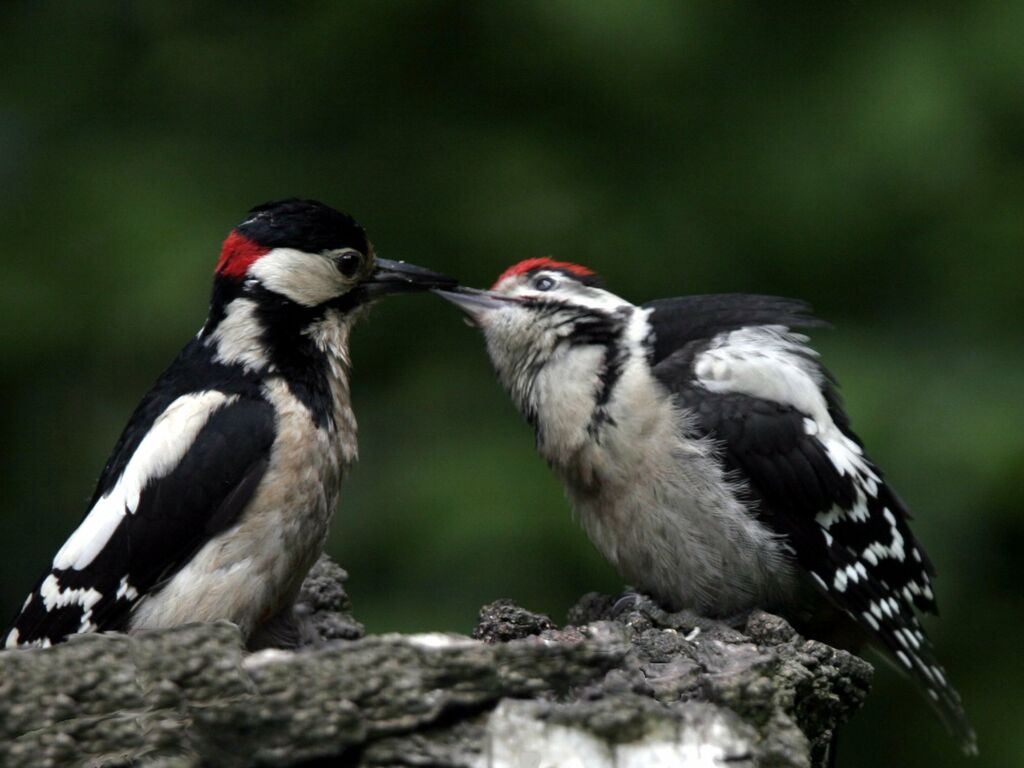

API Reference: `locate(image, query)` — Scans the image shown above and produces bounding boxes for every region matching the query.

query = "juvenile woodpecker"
[4,199,454,650]
[436,258,976,753]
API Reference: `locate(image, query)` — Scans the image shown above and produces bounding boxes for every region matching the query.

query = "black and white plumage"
[4,199,454,650]
[436,258,976,753]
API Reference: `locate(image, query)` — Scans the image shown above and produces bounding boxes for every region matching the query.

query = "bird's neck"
[495,306,641,468]
[302,308,358,446]
[510,305,657,484]
[201,295,279,374]
[531,345,610,461]
[202,291,355,431]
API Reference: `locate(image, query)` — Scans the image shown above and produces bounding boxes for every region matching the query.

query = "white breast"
[558,347,798,615]
[131,325,357,639]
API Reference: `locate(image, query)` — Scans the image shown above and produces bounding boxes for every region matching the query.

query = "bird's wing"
[647,304,975,752]
[642,294,826,367]
[5,390,275,648]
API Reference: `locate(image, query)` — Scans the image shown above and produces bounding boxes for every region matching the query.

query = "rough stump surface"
[0,556,872,767]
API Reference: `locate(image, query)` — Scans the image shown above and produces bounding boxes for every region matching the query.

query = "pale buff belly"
[129,380,353,640]
[563,420,798,617]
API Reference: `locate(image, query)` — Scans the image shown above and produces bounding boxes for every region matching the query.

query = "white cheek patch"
[52,391,236,571]
[249,247,347,307]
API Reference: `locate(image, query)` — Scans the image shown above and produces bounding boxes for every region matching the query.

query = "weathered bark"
[0,557,872,767]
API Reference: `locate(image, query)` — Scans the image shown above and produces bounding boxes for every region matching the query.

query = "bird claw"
[610,591,643,618]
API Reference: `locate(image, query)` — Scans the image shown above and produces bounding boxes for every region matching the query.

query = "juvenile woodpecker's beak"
[359,258,457,300]
[432,286,514,327]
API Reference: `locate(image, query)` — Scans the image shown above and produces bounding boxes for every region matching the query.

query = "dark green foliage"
[0,3,1020,765]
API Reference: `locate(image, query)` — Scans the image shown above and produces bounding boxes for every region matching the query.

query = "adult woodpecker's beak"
[432,286,515,327]
[360,258,458,298]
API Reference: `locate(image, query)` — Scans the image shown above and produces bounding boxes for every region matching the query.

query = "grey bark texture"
[0,557,872,768]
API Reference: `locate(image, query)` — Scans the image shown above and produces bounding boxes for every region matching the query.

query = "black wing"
[5,394,275,647]
[646,295,976,752]
[643,294,827,367]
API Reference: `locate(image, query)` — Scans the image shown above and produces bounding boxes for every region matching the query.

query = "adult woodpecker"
[435,257,976,753]
[4,199,454,650]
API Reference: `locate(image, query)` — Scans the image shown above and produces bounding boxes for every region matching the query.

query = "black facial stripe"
[246,285,337,430]
[207,267,360,431]
[524,301,630,438]
[578,308,631,437]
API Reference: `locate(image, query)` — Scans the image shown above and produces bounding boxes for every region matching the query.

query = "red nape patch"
[216,231,270,278]
[492,257,595,288]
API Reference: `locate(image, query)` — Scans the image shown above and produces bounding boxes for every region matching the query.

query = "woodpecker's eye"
[533,275,556,291]
[335,250,363,278]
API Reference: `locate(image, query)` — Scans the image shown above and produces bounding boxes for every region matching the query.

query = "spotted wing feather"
[645,295,976,753]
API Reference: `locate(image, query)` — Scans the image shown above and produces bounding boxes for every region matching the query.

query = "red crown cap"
[492,257,595,289]
[216,231,271,278]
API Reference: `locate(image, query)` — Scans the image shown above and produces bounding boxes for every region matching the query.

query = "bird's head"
[436,258,633,437]
[436,257,628,351]
[203,199,454,374]
[213,198,455,314]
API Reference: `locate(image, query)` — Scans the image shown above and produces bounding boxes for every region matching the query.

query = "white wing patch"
[694,326,879,495]
[693,325,893,568]
[51,391,238,571]
[694,326,825,417]
[692,327,970,747]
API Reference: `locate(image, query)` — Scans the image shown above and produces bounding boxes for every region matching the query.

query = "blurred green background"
[1,2,1021,765]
